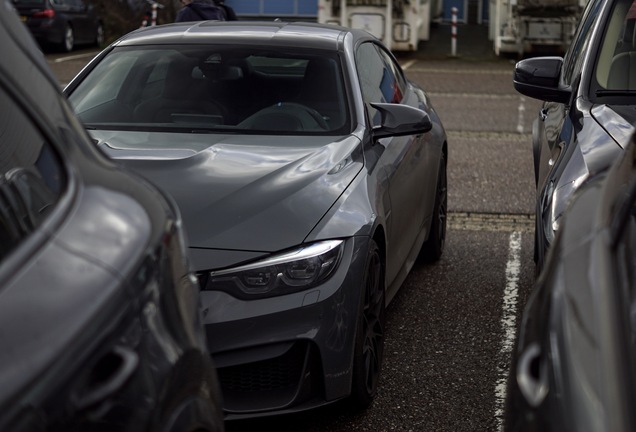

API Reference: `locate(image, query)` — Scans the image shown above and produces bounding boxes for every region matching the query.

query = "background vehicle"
[317,0,442,52]
[505,132,636,432]
[489,0,587,56]
[512,0,636,269]
[13,0,104,52]
[0,4,223,431]
[64,20,448,419]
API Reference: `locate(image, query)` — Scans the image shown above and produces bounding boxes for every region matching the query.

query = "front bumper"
[198,236,370,419]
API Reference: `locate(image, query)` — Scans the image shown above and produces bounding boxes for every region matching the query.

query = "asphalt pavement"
[408,22,501,62]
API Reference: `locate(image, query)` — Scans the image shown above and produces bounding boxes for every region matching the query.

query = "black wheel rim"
[96,25,104,46]
[361,251,384,395]
[64,27,73,51]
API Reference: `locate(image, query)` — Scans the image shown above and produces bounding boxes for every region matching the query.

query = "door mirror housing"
[370,103,433,139]
[513,56,572,104]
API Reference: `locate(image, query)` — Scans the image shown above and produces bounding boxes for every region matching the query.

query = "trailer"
[317,0,443,52]
[489,0,587,56]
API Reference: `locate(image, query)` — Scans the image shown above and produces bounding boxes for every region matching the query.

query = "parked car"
[0,4,224,432]
[504,130,636,432]
[63,20,449,418]
[512,0,636,270]
[12,0,104,52]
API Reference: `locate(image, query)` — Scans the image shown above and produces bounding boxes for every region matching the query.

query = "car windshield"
[67,45,351,136]
[594,0,636,95]
[12,0,46,5]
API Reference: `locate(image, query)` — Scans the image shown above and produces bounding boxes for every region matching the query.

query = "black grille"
[217,341,324,412]
[218,342,306,393]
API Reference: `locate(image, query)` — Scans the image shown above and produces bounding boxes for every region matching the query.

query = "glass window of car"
[356,42,406,124]
[69,51,140,116]
[13,0,47,5]
[594,0,636,93]
[0,85,66,263]
[67,46,350,135]
[561,0,604,85]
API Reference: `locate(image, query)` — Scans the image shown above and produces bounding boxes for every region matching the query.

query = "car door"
[356,41,433,289]
[532,0,603,258]
[535,0,601,211]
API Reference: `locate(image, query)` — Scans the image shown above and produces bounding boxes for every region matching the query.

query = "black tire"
[420,153,447,262]
[60,24,74,52]
[349,239,385,411]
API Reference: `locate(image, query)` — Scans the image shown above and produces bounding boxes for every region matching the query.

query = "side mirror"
[513,56,572,104]
[370,103,432,139]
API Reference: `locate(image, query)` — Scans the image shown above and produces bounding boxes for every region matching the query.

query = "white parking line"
[517,96,526,134]
[495,231,522,431]
[52,51,99,63]
[401,59,417,70]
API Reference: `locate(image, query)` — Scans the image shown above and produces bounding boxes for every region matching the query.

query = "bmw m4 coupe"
[64,20,449,419]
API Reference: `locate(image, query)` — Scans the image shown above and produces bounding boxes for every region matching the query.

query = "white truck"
[318,0,443,52]
[489,0,587,56]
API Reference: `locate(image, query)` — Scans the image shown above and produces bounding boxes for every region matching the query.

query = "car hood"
[90,131,363,254]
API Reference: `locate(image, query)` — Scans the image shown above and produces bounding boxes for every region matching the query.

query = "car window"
[356,42,405,124]
[562,0,603,85]
[70,52,139,115]
[12,0,46,5]
[377,46,407,102]
[67,46,350,136]
[594,0,636,92]
[0,85,66,263]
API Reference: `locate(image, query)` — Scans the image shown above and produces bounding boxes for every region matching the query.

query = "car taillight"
[33,8,55,19]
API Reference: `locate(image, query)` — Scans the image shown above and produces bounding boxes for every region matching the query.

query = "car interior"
[69,47,351,135]
[599,0,636,90]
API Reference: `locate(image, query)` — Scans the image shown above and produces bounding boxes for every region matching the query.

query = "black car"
[0,4,223,431]
[63,21,449,418]
[513,0,636,270]
[505,130,636,432]
[13,0,104,52]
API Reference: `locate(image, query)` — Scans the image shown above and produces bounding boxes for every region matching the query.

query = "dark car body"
[12,0,103,52]
[513,0,636,270]
[505,131,636,432]
[0,3,223,431]
[63,21,449,419]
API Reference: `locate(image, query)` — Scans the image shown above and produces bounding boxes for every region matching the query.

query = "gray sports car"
[512,0,636,270]
[65,20,449,419]
[505,133,636,432]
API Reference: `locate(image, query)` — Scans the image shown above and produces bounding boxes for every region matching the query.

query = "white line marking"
[517,96,526,134]
[53,51,99,63]
[495,231,522,431]
[401,59,417,70]
[405,67,513,75]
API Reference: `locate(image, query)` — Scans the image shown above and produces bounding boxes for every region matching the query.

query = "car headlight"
[201,240,344,299]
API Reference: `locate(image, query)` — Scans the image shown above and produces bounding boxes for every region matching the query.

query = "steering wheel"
[273,102,330,130]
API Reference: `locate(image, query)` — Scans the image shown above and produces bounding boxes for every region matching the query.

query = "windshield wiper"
[595,89,636,96]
